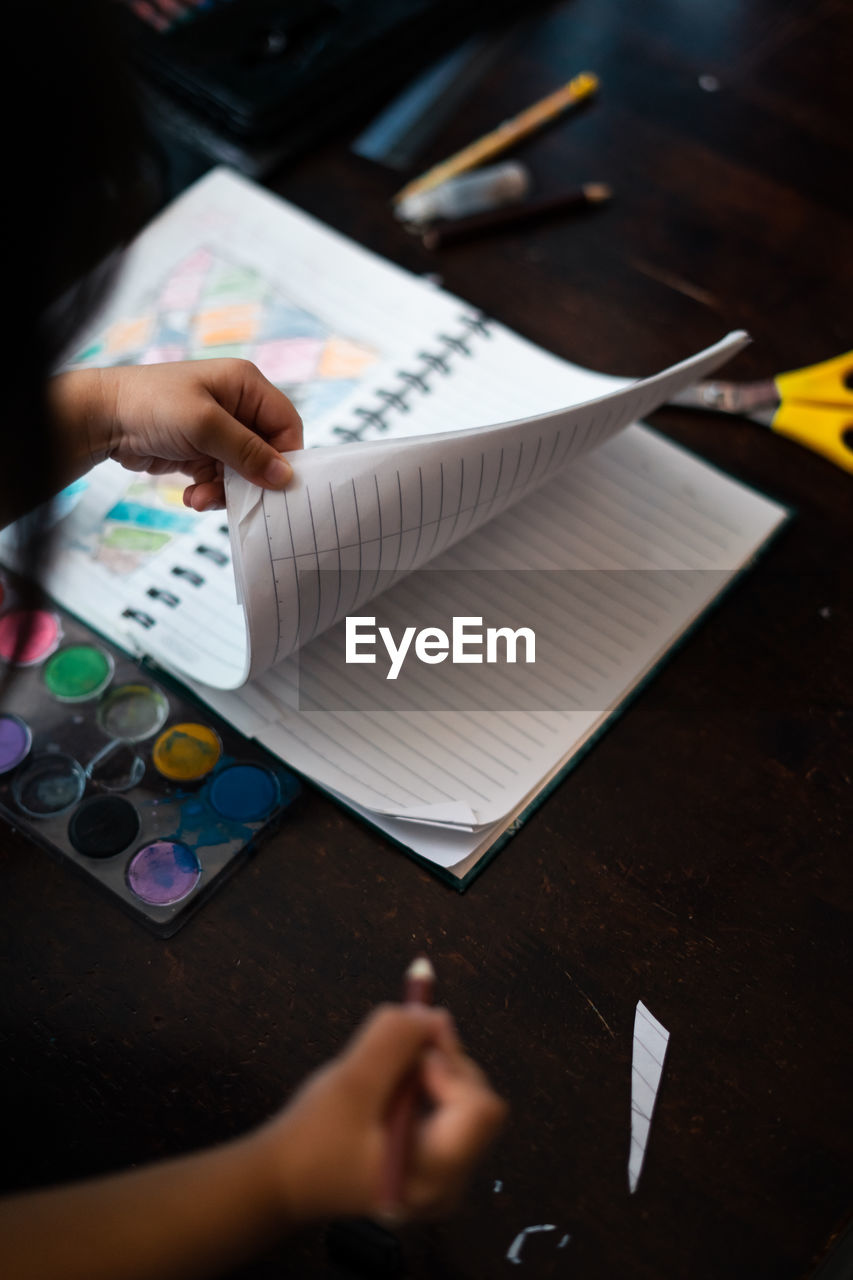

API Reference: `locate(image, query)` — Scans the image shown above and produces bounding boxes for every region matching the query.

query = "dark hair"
[2,0,160,658]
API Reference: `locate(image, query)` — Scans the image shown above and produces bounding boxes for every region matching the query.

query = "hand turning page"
[216,331,749,687]
[7,329,747,692]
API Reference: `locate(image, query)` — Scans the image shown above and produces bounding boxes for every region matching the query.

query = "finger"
[412,1055,506,1196]
[120,455,203,481]
[417,1047,506,1172]
[195,400,295,490]
[431,1008,462,1055]
[138,459,182,476]
[207,359,304,452]
[421,1043,504,1117]
[340,1005,446,1113]
[184,458,219,487]
[183,480,226,511]
[419,1012,490,1096]
[391,1057,505,1221]
[118,455,156,474]
[182,459,222,510]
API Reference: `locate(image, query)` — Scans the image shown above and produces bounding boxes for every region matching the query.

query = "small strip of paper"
[506,1225,556,1265]
[628,1001,669,1193]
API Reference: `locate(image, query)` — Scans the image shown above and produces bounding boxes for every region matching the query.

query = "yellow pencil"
[392,71,599,206]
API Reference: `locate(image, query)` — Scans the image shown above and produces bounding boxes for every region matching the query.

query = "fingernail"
[264,457,291,487]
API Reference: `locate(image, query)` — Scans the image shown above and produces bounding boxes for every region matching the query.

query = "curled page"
[222,331,749,687]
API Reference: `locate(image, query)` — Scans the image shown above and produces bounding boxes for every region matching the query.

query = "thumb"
[198,401,294,489]
[339,1004,444,1114]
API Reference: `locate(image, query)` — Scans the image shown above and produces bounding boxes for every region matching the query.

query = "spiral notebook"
[10,168,788,885]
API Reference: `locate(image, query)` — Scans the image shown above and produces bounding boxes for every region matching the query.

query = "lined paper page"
[629,1002,670,1193]
[197,425,787,854]
[228,333,749,684]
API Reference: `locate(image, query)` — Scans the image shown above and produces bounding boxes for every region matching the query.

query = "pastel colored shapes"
[193,303,261,347]
[317,336,378,379]
[106,316,155,354]
[138,344,187,364]
[254,337,323,383]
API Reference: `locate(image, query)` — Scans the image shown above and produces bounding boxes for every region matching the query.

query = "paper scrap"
[628,1001,669,1193]
[507,1225,556,1265]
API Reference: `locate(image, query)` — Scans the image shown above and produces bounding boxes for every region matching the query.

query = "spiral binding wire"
[122,537,231,632]
[121,316,492,632]
[330,311,492,442]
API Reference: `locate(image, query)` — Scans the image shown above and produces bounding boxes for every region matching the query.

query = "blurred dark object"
[421,181,612,249]
[351,28,519,171]
[326,1218,405,1277]
[119,0,552,176]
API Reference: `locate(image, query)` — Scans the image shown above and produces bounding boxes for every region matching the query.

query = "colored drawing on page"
[106,316,155,355]
[204,260,268,304]
[159,247,212,310]
[318,336,380,378]
[139,343,186,365]
[254,337,324,383]
[193,302,262,347]
[71,473,197,575]
[69,247,382,428]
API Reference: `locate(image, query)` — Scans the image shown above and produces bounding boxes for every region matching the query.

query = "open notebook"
[7,168,788,884]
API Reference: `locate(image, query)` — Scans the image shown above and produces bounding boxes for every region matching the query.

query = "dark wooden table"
[2,2,851,1277]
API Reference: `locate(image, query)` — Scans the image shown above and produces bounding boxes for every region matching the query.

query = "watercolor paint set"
[0,575,300,936]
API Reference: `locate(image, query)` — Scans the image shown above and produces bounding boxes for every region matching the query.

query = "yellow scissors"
[668,349,853,475]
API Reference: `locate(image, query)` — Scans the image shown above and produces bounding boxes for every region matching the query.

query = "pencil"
[392,71,599,206]
[422,182,613,249]
[381,955,436,1214]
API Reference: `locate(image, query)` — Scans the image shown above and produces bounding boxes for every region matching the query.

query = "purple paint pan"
[126,841,202,906]
[0,714,32,774]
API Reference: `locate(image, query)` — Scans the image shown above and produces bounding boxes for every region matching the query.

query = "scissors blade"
[667,378,779,423]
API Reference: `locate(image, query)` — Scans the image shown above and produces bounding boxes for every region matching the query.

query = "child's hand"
[255,1004,506,1224]
[49,360,303,510]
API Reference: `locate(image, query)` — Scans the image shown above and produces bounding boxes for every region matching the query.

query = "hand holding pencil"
[255,959,506,1223]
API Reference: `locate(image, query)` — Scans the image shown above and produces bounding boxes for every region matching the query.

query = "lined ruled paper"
[629,1001,670,1193]
[196,424,787,858]
[226,331,751,683]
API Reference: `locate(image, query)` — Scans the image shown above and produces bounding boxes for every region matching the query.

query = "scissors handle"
[775,349,853,408]
[772,401,853,474]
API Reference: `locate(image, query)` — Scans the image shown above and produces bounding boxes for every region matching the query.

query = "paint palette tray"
[0,585,300,936]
